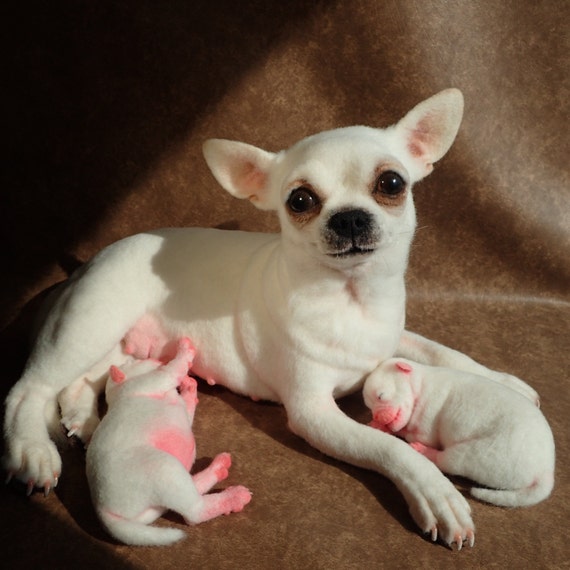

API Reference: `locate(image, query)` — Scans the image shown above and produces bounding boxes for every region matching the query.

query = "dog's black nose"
[328,209,373,238]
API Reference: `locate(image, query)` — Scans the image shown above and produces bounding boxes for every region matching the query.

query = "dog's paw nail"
[44,484,51,498]
[430,527,438,542]
[5,471,13,485]
[26,480,34,496]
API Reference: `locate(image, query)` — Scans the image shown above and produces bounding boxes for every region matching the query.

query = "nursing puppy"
[3,89,539,549]
[364,358,554,514]
[76,338,251,546]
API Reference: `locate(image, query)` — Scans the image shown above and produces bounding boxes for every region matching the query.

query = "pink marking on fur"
[410,441,440,463]
[395,361,413,374]
[110,366,126,384]
[151,429,195,471]
[102,508,125,521]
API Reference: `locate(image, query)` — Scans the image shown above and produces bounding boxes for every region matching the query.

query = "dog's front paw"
[3,437,62,497]
[403,471,475,550]
[58,377,101,444]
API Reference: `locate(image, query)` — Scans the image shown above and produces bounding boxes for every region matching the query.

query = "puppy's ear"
[202,139,277,210]
[109,365,126,384]
[396,88,464,178]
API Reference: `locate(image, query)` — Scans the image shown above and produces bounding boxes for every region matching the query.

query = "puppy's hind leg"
[156,458,251,525]
[192,453,232,494]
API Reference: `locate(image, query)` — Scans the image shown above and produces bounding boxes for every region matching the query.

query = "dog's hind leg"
[3,242,164,492]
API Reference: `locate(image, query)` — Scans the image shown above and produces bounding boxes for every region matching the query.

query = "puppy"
[76,338,251,546]
[3,89,539,548]
[364,358,554,514]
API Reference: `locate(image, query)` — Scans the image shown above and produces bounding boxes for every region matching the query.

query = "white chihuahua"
[3,89,538,549]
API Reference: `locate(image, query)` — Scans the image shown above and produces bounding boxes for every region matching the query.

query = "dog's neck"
[278,236,409,308]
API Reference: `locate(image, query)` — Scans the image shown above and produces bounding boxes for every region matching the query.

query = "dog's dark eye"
[376,171,406,196]
[287,187,320,213]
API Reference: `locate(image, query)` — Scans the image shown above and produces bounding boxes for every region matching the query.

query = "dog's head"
[203,89,463,273]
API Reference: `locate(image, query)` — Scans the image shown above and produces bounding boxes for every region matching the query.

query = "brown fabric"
[1,1,568,568]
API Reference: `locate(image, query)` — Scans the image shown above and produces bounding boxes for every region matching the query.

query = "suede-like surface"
[2,1,568,568]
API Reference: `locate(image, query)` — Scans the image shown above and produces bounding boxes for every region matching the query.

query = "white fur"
[74,339,251,546]
[2,89,540,549]
[363,358,554,512]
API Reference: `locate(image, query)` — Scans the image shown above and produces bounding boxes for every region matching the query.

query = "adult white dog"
[3,89,538,549]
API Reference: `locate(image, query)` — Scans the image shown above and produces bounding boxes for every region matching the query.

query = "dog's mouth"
[327,246,376,258]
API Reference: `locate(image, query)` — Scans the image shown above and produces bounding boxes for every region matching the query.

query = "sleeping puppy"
[3,89,539,549]
[364,358,554,519]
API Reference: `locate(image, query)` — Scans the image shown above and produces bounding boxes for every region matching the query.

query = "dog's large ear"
[202,139,277,210]
[395,88,464,177]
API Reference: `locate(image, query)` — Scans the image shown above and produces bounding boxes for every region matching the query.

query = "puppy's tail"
[99,511,186,546]
[470,473,554,508]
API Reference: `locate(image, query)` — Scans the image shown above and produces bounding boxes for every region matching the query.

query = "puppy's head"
[203,89,463,273]
[363,359,416,432]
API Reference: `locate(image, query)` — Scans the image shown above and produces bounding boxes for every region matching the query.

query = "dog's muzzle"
[325,209,379,257]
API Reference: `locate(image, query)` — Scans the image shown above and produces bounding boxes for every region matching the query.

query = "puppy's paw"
[211,452,232,482]
[404,470,475,550]
[222,485,252,514]
[3,437,62,497]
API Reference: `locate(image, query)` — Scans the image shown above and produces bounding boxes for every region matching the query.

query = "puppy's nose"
[328,209,372,238]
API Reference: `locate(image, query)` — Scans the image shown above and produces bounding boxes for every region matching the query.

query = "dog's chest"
[293,292,403,369]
